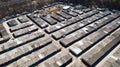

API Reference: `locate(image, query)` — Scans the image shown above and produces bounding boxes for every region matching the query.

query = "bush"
[65,0,120,10]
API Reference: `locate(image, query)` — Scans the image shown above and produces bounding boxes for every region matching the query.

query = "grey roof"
[0,3,120,67]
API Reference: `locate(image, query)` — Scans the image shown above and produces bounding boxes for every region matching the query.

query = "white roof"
[63,6,70,9]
